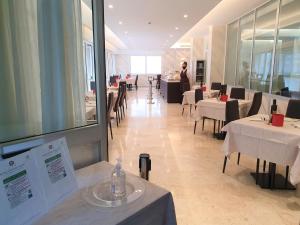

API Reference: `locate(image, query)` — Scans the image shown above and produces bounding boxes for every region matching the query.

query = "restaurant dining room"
[1,0,300,225]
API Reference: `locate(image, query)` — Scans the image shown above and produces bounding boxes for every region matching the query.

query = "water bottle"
[111,159,126,200]
[269,99,278,124]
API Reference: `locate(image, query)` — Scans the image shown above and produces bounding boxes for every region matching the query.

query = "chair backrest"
[211,82,222,90]
[109,76,116,85]
[135,75,139,85]
[225,100,240,125]
[195,89,203,103]
[247,92,262,116]
[219,84,227,96]
[107,92,114,119]
[119,84,126,107]
[286,99,300,119]
[230,87,245,100]
[113,86,123,112]
[157,74,161,81]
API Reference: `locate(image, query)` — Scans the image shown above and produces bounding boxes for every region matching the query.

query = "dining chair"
[193,89,204,134]
[286,99,300,119]
[219,84,227,96]
[223,100,240,173]
[119,81,127,109]
[230,87,245,100]
[247,92,262,116]
[118,84,127,120]
[107,92,114,139]
[113,86,122,126]
[135,75,139,90]
[211,82,222,90]
[156,74,161,89]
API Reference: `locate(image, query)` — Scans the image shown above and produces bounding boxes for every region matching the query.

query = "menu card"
[0,137,77,225]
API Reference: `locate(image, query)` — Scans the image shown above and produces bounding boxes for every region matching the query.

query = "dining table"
[222,114,300,190]
[182,89,219,106]
[33,161,177,225]
[194,98,252,122]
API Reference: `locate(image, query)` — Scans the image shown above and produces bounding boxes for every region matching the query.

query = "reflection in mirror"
[250,0,278,93]
[0,0,97,143]
[225,21,239,86]
[236,12,255,88]
[273,0,300,99]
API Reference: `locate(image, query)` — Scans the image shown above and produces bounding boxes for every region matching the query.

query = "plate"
[82,176,145,208]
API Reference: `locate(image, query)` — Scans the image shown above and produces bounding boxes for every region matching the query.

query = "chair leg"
[213,120,216,134]
[115,112,119,127]
[194,121,197,134]
[237,152,241,165]
[256,158,260,184]
[189,105,192,115]
[109,121,113,139]
[202,118,205,131]
[125,97,127,109]
[285,166,289,187]
[123,105,125,117]
[263,160,266,172]
[223,156,227,173]
[182,107,184,116]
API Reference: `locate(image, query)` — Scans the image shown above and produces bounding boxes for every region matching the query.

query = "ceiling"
[104,0,221,51]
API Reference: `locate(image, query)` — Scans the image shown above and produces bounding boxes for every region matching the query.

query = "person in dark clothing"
[180,62,190,100]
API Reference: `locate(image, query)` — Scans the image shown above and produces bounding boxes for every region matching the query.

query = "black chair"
[247,92,262,117]
[118,84,126,119]
[119,81,127,109]
[211,82,222,90]
[156,74,161,89]
[193,89,204,133]
[230,87,245,100]
[219,84,227,96]
[113,87,123,126]
[109,76,116,86]
[107,92,114,139]
[222,100,240,173]
[286,99,300,119]
[135,75,139,90]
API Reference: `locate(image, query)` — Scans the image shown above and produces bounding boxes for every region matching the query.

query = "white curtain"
[0,0,86,142]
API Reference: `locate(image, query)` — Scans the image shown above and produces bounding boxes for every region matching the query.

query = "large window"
[130,56,161,74]
[224,0,300,99]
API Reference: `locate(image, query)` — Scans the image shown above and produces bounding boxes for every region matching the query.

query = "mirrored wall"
[225,0,300,99]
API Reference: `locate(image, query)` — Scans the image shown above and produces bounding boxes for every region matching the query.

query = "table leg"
[256,158,260,184]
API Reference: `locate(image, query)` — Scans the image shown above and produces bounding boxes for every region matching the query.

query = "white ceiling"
[104,0,221,51]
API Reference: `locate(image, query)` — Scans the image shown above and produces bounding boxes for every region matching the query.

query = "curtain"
[0,0,86,142]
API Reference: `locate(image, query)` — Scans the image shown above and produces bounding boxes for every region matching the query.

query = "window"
[130,56,161,74]
[131,56,146,74]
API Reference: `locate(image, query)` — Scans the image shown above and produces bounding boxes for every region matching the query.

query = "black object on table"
[139,153,151,181]
[160,80,181,103]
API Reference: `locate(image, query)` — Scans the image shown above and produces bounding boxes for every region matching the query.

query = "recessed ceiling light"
[118,21,123,25]
[169,34,174,38]
[124,31,128,34]
[175,27,179,30]
[183,14,188,18]
[108,4,114,9]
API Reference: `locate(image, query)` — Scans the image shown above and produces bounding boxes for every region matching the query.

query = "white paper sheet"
[30,137,78,209]
[0,152,46,225]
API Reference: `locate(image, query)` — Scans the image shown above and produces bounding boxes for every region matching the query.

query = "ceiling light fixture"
[124,31,128,34]
[118,21,123,25]
[108,4,114,9]
[183,14,188,18]
[175,27,179,30]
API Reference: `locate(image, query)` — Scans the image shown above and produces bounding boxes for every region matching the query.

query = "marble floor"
[108,87,300,225]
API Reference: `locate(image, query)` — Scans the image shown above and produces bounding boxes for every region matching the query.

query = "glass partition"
[236,12,255,88]
[224,21,239,86]
[0,0,98,143]
[272,0,300,99]
[250,0,278,93]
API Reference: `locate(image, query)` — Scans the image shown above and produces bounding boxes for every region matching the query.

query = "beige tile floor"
[108,88,300,225]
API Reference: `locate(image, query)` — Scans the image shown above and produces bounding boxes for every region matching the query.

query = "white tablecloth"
[34,162,177,225]
[194,98,252,121]
[182,90,219,106]
[118,77,135,85]
[222,115,300,185]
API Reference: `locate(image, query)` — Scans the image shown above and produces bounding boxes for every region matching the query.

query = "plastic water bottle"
[111,159,126,200]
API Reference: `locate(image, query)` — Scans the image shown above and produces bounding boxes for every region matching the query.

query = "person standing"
[180,62,190,99]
